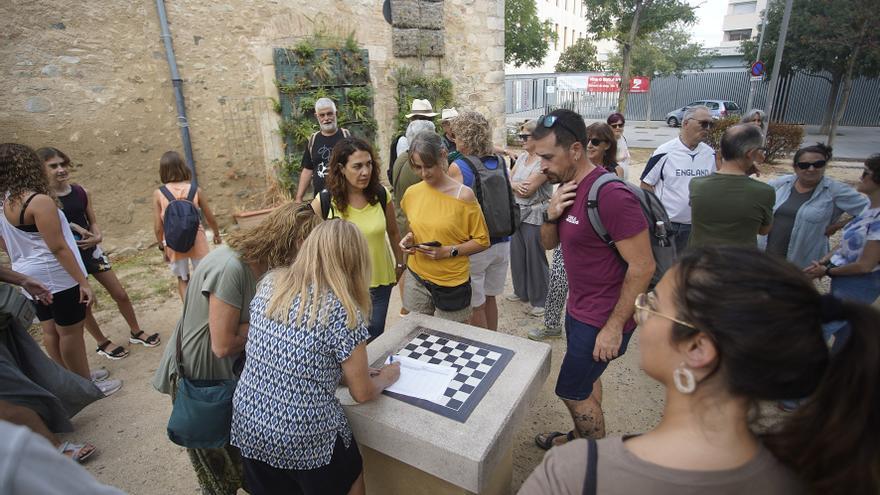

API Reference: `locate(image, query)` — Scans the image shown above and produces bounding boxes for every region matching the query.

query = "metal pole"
[746,1,769,110]
[155,0,198,185]
[762,0,793,140]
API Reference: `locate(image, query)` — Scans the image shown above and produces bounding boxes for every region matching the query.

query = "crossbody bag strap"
[583,438,598,495]
[175,322,186,379]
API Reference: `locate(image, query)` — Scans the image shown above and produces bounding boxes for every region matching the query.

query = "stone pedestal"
[337,313,551,494]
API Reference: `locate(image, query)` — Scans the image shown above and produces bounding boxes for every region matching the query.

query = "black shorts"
[33,285,86,326]
[80,249,113,275]
[242,435,363,495]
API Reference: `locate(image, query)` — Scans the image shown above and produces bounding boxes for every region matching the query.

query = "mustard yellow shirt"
[328,189,396,288]
[401,182,490,287]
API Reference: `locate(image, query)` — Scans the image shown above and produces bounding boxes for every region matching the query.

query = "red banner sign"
[587,76,651,93]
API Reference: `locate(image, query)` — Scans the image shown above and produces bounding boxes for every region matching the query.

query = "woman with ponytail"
[521,246,879,495]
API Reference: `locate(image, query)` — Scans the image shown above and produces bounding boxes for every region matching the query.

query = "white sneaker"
[95,379,123,397]
[527,306,546,317]
[528,325,562,341]
[90,369,109,382]
[505,294,523,302]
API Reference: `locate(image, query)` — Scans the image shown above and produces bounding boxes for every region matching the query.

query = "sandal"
[58,441,96,463]
[129,330,161,347]
[534,430,576,450]
[96,340,129,360]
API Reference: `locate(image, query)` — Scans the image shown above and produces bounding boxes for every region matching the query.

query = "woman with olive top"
[399,131,489,323]
[761,143,868,269]
[311,137,404,340]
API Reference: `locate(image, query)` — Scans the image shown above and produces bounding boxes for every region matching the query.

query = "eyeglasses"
[587,138,607,146]
[537,114,581,143]
[518,134,531,140]
[609,123,624,129]
[795,160,826,170]
[691,120,713,129]
[634,292,696,329]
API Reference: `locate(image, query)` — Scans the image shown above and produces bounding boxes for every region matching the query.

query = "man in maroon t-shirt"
[531,109,655,449]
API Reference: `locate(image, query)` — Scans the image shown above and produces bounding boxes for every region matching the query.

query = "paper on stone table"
[384,354,457,403]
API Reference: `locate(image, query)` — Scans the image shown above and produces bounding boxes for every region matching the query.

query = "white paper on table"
[383,354,457,403]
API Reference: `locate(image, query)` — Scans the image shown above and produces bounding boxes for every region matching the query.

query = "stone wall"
[0,0,505,249]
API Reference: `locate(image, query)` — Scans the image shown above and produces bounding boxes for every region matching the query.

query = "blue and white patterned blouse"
[230,278,371,470]
[830,207,880,271]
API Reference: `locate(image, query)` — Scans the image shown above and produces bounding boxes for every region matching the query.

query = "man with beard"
[294,98,351,203]
[531,109,655,449]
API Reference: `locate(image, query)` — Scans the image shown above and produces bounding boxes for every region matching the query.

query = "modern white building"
[720,0,767,47]
[505,0,615,74]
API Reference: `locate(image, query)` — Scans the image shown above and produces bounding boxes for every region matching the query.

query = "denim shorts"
[555,313,633,401]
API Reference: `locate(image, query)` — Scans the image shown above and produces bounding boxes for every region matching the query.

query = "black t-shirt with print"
[301,128,347,194]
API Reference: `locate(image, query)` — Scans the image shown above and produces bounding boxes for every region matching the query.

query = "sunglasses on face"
[795,160,827,170]
[587,138,607,146]
[518,134,531,140]
[609,123,624,129]
[692,120,713,129]
[538,114,581,143]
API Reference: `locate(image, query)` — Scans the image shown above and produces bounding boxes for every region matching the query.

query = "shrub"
[706,116,740,150]
[765,123,805,164]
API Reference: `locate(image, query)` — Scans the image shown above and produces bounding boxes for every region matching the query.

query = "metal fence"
[505,69,880,127]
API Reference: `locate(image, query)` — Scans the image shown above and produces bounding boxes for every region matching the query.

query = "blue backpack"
[160,183,201,252]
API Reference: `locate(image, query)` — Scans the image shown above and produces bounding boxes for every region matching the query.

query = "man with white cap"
[294,97,350,203]
[440,107,459,156]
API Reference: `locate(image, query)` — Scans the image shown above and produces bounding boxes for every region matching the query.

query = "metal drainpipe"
[155,0,198,186]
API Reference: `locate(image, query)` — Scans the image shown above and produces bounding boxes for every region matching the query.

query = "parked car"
[665,100,742,127]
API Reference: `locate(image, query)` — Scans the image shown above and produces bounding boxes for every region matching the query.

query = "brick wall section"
[0,0,505,249]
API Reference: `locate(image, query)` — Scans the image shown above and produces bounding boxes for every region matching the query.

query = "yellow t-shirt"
[328,189,396,288]
[401,182,490,287]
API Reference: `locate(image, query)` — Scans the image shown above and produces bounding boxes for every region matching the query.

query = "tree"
[555,38,603,72]
[583,0,697,112]
[742,0,880,144]
[605,24,713,77]
[505,0,556,68]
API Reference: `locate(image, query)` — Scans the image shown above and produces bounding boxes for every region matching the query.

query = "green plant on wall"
[392,66,455,134]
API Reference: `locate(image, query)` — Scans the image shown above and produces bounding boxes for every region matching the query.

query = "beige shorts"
[468,241,510,307]
[402,269,472,323]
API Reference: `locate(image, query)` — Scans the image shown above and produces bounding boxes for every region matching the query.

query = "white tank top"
[0,201,86,297]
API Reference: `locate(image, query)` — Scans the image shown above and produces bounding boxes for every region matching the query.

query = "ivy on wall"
[392,66,455,134]
[273,35,378,194]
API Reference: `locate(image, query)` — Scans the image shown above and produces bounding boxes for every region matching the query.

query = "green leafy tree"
[555,38,603,72]
[584,0,697,112]
[506,0,557,68]
[742,0,880,144]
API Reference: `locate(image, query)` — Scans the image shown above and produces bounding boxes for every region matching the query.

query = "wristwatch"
[450,246,459,257]
[542,210,559,224]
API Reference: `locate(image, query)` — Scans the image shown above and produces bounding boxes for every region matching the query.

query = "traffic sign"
[750,61,765,78]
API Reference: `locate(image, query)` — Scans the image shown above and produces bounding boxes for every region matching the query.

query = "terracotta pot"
[232,206,279,230]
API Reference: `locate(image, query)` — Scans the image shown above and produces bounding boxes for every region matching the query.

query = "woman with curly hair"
[153,201,320,495]
[0,144,115,391]
[311,137,404,339]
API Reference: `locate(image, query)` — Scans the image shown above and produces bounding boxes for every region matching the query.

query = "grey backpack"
[586,173,676,286]
[458,155,521,238]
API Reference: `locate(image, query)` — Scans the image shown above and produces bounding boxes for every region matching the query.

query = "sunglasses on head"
[588,138,607,146]
[795,160,827,170]
[609,123,624,129]
[537,114,581,143]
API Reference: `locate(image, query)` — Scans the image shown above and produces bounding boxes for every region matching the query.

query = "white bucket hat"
[405,98,438,118]
[440,108,459,121]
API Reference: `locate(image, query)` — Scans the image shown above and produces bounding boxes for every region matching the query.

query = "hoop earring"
[673,362,696,394]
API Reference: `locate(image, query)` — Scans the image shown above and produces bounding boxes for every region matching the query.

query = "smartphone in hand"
[418,241,441,247]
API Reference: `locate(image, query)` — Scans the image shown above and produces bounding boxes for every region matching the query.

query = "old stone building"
[0,0,505,249]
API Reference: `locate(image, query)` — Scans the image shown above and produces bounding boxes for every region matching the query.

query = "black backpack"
[318,188,388,220]
[585,173,676,286]
[458,155,520,238]
[387,134,404,184]
[160,183,201,252]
